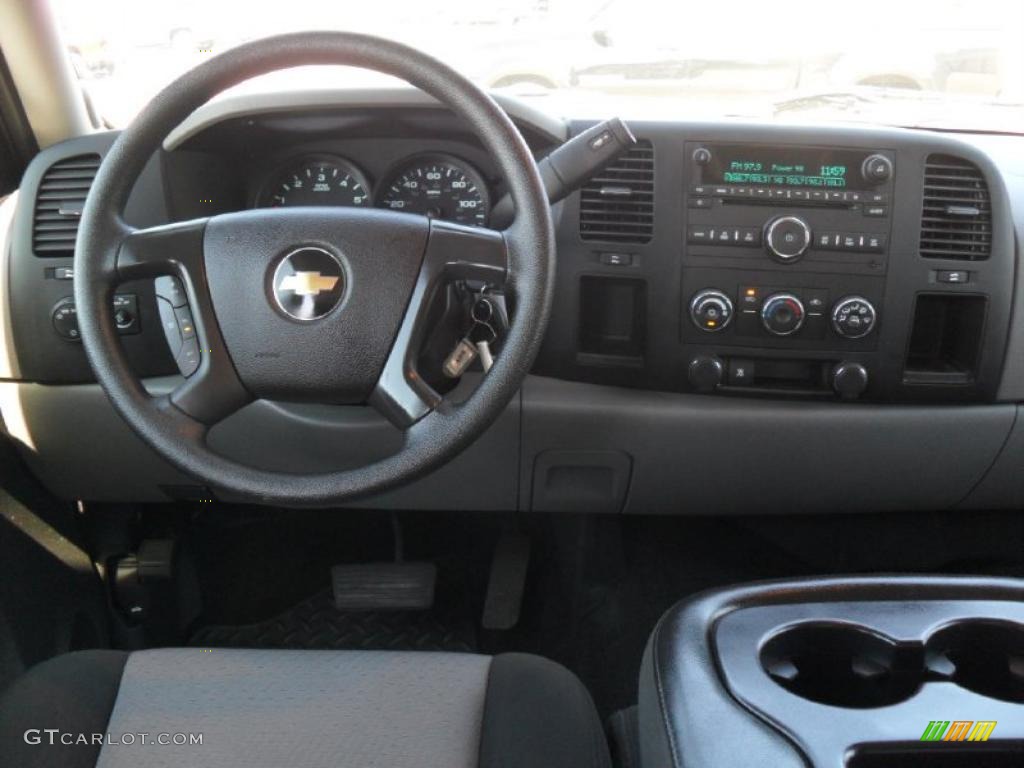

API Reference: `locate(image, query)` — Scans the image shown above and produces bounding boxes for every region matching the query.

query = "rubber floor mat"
[189,589,476,653]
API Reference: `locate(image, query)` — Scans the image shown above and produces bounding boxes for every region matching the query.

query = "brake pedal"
[331,562,436,611]
[482,531,530,630]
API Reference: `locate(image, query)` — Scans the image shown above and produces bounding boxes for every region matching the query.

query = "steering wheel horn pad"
[74,32,555,505]
[203,207,428,404]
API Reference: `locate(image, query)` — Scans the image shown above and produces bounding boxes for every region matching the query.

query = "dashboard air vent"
[33,154,101,256]
[579,140,654,244]
[920,154,991,260]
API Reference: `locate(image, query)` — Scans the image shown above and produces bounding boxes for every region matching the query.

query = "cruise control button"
[174,306,196,339]
[176,337,201,377]
[157,297,183,358]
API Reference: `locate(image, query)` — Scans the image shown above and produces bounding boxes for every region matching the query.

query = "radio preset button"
[816,232,886,253]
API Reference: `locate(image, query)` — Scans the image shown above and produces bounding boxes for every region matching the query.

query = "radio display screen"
[704,145,871,189]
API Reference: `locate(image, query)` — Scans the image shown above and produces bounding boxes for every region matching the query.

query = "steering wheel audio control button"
[177,338,201,377]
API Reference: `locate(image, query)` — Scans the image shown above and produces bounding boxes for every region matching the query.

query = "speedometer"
[377,155,490,227]
[263,156,371,208]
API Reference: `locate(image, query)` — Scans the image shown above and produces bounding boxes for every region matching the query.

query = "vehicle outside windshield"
[55,0,1024,133]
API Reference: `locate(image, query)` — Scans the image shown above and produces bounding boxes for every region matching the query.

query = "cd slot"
[720,196,857,210]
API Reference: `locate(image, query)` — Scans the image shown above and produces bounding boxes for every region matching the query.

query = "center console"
[539,122,1015,407]
[679,139,1007,402]
[639,577,1024,768]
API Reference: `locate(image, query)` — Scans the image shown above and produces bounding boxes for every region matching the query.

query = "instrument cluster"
[258,152,491,227]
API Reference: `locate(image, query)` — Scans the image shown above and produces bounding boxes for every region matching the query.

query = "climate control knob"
[761,293,805,336]
[832,296,877,339]
[689,289,733,332]
[764,215,811,263]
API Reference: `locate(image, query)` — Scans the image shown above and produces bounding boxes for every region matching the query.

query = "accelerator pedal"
[481,531,531,630]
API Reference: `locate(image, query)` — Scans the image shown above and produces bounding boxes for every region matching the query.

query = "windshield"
[55,0,1024,134]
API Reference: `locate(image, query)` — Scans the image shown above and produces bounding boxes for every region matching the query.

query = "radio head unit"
[685,142,895,274]
[696,144,892,192]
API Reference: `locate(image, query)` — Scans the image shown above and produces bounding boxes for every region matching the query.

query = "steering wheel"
[75,32,555,505]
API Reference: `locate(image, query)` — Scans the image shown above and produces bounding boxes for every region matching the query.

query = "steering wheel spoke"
[116,218,253,425]
[117,218,209,282]
[370,221,508,429]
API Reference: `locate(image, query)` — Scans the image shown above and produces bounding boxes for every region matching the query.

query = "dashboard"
[3,89,1024,515]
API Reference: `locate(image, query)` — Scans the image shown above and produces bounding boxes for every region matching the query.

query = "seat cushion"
[0,649,610,768]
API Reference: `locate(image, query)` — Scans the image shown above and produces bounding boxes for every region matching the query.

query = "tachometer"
[378,155,490,227]
[263,156,371,208]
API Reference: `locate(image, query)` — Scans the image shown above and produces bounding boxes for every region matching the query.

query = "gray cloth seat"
[0,648,611,768]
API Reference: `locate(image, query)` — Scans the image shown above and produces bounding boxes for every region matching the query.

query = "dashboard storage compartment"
[904,294,987,385]
[577,276,647,366]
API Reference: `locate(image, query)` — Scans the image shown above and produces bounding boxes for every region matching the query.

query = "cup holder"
[760,622,923,708]
[926,620,1024,704]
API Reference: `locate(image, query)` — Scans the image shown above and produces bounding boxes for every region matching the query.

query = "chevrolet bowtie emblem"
[278,271,340,296]
[272,247,345,321]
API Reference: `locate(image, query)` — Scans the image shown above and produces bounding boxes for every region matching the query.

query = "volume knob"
[764,216,811,263]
